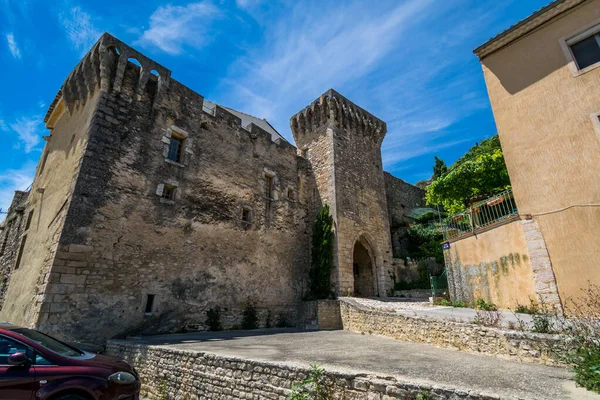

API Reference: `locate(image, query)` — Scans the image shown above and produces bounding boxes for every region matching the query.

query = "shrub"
[562,284,600,393]
[242,300,259,330]
[206,307,222,331]
[452,300,467,308]
[308,206,334,300]
[288,364,331,400]
[434,299,451,306]
[514,298,539,315]
[476,298,498,311]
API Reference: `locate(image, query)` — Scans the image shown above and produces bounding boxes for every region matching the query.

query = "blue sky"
[0,0,551,213]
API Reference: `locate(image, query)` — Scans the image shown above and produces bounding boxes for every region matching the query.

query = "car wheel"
[53,394,91,400]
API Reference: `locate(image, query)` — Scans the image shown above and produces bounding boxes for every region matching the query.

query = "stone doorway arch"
[353,236,376,297]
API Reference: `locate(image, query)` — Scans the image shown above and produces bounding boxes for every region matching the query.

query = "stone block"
[69,244,95,253]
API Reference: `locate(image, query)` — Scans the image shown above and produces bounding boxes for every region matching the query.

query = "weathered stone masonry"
[106,341,503,400]
[0,33,422,341]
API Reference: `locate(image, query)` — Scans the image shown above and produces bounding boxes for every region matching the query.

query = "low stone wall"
[339,298,570,365]
[106,341,504,399]
[298,300,342,329]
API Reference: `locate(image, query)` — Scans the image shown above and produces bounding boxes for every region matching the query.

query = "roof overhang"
[474,0,588,59]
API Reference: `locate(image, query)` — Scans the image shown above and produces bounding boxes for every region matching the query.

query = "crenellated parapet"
[45,33,172,124]
[290,89,387,146]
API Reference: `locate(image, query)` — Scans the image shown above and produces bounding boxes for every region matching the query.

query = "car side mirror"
[8,352,30,367]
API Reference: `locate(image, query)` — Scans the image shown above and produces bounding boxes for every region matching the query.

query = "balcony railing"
[442,189,518,241]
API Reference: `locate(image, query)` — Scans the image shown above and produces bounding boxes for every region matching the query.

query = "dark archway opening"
[353,240,374,297]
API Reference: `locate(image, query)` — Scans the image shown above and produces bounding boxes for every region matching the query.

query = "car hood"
[86,353,135,373]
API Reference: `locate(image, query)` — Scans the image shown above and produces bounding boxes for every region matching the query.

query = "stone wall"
[299,300,342,330]
[291,90,394,298]
[0,190,28,310]
[6,34,310,341]
[339,298,569,365]
[106,341,503,399]
[383,172,425,258]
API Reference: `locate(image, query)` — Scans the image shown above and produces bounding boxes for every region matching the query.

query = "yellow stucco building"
[474,0,600,304]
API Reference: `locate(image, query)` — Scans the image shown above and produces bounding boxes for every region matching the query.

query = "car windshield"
[12,328,83,357]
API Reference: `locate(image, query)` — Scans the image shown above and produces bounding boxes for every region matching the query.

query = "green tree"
[425,135,511,214]
[432,156,448,180]
[309,205,334,299]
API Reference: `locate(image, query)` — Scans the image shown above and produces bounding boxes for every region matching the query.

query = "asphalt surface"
[119,329,599,400]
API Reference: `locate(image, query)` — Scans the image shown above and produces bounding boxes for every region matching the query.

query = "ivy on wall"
[308,205,334,300]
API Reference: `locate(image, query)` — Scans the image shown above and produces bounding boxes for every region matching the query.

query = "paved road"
[123,329,599,400]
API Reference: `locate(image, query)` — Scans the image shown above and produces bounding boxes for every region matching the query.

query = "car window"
[11,328,82,357]
[0,335,30,365]
[34,353,53,365]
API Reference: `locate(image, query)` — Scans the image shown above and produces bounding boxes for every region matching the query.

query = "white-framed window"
[568,32,600,70]
[560,20,600,76]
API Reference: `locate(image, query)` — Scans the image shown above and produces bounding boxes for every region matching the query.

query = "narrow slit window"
[265,175,273,200]
[25,210,34,231]
[241,208,251,227]
[144,294,155,314]
[15,234,27,270]
[39,151,49,175]
[287,188,295,201]
[167,135,184,163]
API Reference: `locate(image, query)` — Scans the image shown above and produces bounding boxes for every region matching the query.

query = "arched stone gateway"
[353,236,377,297]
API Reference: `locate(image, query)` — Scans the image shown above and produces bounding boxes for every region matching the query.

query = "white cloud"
[59,6,102,55]
[136,2,220,55]
[210,0,500,178]
[7,116,43,153]
[6,33,21,59]
[0,162,35,215]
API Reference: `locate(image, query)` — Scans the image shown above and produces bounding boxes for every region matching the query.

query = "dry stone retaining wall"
[106,341,505,400]
[339,299,570,365]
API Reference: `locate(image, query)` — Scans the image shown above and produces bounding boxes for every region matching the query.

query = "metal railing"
[430,269,448,298]
[442,189,518,241]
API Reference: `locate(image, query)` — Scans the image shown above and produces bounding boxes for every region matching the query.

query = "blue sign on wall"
[442,242,450,250]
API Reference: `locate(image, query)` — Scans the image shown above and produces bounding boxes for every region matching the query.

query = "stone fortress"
[0,33,424,342]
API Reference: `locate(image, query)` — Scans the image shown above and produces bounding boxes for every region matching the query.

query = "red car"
[0,323,140,400]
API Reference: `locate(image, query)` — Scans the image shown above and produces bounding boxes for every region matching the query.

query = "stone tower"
[291,89,393,297]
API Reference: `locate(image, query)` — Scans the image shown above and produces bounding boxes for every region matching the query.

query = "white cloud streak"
[3,116,43,153]
[59,6,102,55]
[208,0,498,179]
[137,2,220,55]
[6,32,21,59]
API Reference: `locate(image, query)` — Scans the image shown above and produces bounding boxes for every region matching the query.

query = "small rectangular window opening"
[569,31,600,70]
[241,208,251,227]
[39,151,49,175]
[144,294,155,314]
[25,210,34,231]
[162,185,176,200]
[167,135,184,163]
[287,188,295,201]
[15,234,27,270]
